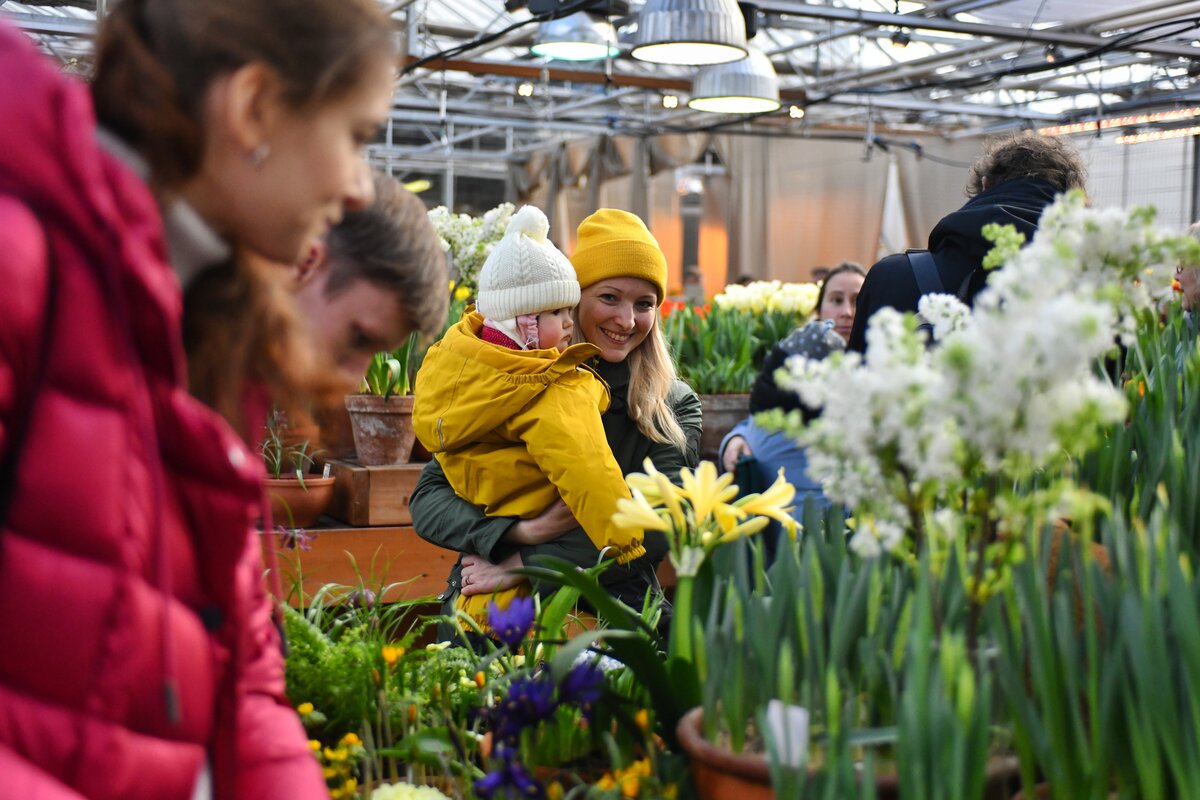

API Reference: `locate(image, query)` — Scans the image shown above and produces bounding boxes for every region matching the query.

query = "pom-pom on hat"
[475,205,580,322]
[570,209,668,301]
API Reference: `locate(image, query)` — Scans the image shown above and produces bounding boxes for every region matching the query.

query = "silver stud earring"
[248,143,271,167]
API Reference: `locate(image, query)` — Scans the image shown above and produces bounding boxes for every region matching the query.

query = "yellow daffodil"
[679,461,738,524]
[721,515,771,541]
[613,489,670,533]
[625,472,664,503]
[296,702,314,716]
[712,501,747,537]
[734,469,796,523]
[645,457,689,533]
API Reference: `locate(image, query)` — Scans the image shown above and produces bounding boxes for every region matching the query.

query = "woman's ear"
[294,242,328,287]
[209,61,285,158]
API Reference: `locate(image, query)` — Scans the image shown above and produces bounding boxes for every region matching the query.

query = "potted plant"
[262,408,336,528]
[345,334,420,466]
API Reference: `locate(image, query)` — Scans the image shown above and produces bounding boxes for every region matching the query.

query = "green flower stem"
[670,574,696,664]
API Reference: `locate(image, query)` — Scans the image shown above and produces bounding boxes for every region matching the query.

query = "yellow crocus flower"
[613,489,670,533]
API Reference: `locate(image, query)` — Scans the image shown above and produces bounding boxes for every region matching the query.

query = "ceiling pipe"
[754,1,1200,60]
[401,54,808,101]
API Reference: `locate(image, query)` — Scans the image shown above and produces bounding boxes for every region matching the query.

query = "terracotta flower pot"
[344,394,417,466]
[265,475,336,528]
[677,706,1021,800]
[676,707,773,800]
[698,393,750,462]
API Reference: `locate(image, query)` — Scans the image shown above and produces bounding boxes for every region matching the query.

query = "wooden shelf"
[273,522,455,606]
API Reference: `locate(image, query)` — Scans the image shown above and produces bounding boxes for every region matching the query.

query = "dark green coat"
[409,357,702,610]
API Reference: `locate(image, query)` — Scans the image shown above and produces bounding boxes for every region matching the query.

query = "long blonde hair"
[625,319,688,453]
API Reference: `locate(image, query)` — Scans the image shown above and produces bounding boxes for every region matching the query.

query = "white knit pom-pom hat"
[475,205,580,321]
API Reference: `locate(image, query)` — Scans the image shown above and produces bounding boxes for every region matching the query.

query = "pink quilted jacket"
[0,22,327,800]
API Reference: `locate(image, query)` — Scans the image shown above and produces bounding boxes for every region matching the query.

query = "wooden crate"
[325,458,425,526]
[273,524,455,606]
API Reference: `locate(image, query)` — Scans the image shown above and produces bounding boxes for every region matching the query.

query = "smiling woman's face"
[577,277,658,362]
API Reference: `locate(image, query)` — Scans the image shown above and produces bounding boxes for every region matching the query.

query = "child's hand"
[460,553,525,596]
[506,499,578,545]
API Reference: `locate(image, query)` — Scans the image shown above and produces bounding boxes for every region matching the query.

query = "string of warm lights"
[1038,108,1200,137]
[1115,125,1200,145]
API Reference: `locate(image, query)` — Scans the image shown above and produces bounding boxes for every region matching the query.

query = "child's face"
[537,307,575,351]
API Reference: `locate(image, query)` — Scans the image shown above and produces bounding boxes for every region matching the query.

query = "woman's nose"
[344,161,374,212]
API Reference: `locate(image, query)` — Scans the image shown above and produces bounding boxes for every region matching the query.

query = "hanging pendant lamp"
[688,45,780,113]
[631,0,748,66]
[531,12,620,61]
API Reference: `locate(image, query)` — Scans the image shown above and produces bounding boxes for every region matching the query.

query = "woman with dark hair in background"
[719,263,866,560]
[0,0,395,796]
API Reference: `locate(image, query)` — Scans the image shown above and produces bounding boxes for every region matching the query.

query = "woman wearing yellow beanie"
[410,207,702,627]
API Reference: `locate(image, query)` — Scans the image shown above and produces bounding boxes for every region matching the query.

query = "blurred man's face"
[1179,265,1200,312]
[295,270,409,386]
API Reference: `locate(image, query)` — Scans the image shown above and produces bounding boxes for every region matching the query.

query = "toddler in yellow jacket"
[412,205,641,628]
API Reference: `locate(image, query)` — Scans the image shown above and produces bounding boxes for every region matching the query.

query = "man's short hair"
[324,172,448,338]
[966,132,1087,197]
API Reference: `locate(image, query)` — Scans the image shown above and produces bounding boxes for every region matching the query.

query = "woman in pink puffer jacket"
[0,0,396,796]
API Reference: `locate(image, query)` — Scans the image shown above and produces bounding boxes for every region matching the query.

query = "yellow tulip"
[613,489,670,533]
[679,461,738,524]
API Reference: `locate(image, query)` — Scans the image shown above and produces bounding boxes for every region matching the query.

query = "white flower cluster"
[777,192,1191,558]
[714,280,819,317]
[426,202,515,289]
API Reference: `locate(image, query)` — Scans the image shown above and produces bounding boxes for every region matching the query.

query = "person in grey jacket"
[410,209,702,621]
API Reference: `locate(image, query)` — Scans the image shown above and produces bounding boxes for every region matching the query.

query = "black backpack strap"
[0,239,57,527]
[906,249,944,297]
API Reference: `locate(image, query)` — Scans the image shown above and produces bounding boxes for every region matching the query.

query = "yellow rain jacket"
[412,311,642,624]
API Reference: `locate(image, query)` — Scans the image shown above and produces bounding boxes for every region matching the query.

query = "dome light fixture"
[530,12,620,61]
[631,0,748,67]
[688,46,780,114]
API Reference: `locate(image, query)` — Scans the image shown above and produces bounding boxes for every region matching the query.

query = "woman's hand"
[504,498,578,545]
[722,435,754,473]
[460,553,525,596]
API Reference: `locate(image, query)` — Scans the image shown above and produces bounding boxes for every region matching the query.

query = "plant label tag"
[765,700,809,769]
[322,463,332,479]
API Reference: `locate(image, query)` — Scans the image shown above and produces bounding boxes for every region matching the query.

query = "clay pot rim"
[676,706,772,783]
[263,475,337,487]
[344,393,415,412]
[676,706,1022,793]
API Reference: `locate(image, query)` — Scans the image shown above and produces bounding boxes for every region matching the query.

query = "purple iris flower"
[474,746,544,799]
[275,525,315,551]
[559,660,605,709]
[488,596,536,649]
[493,674,557,742]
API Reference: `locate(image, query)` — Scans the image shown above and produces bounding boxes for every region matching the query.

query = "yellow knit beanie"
[570,209,668,301]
